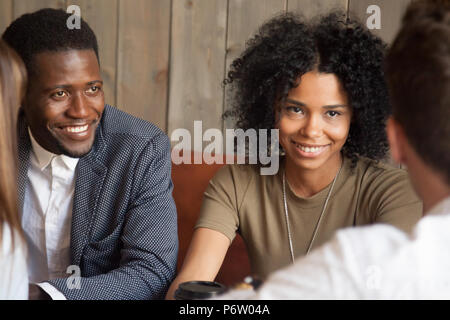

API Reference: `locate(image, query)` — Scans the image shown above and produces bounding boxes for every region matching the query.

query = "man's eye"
[53,91,66,98]
[87,86,100,93]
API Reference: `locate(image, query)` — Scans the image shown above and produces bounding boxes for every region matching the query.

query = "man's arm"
[45,134,179,299]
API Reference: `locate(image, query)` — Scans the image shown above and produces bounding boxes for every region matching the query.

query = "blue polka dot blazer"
[17,105,179,300]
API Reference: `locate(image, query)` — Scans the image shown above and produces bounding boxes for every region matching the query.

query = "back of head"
[385,0,450,185]
[0,40,27,238]
[2,8,99,78]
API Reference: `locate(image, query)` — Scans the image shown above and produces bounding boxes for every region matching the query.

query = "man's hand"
[28,284,51,300]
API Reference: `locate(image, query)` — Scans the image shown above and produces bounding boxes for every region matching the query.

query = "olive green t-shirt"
[195,156,423,279]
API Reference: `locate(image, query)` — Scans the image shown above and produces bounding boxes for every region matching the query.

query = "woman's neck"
[285,153,343,198]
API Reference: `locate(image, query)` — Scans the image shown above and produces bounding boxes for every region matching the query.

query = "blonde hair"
[0,40,27,242]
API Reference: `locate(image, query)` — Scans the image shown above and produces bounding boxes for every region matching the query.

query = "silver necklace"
[282,161,343,263]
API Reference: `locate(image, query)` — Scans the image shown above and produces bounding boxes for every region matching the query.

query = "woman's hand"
[165,228,231,300]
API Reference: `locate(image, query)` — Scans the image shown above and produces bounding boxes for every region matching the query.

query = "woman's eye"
[327,110,340,117]
[287,106,303,114]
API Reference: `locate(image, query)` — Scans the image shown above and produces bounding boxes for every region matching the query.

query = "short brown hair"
[385,0,450,184]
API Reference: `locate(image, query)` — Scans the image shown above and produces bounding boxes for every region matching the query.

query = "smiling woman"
[166,11,424,299]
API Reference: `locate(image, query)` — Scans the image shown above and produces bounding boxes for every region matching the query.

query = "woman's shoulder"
[352,156,420,206]
[354,156,409,183]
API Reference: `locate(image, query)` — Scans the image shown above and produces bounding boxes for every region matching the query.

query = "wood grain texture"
[224,0,287,130]
[287,0,347,17]
[116,0,171,132]
[13,0,66,18]
[0,0,13,35]
[69,0,118,107]
[168,0,228,143]
[348,0,411,44]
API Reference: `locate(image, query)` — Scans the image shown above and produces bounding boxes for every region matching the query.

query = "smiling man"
[2,9,178,300]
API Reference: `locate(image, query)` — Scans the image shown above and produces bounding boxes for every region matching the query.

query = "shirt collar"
[427,196,450,216]
[28,127,79,171]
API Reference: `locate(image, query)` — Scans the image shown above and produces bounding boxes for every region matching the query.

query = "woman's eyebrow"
[285,98,306,106]
[286,99,348,109]
[323,104,348,109]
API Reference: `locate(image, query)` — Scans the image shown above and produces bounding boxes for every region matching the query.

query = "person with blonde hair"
[0,39,28,299]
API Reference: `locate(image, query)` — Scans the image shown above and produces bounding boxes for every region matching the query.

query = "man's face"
[24,49,104,157]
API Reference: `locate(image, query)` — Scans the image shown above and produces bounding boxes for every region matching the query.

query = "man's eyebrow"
[44,80,103,91]
[87,80,103,85]
[45,84,72,91]
[286,99,348,109]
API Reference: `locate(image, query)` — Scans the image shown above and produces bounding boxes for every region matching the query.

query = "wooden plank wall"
[0,0,411,138]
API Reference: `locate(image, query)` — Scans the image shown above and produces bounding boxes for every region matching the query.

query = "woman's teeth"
[296,144,324,153]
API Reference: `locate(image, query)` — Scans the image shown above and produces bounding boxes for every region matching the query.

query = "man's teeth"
[296,144,323,153]
[64,125,88,133]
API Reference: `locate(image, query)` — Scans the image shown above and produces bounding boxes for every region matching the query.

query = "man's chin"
[57,141,94,158]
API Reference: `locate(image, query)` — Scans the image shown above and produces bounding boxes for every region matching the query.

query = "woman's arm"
[165,227,231,300]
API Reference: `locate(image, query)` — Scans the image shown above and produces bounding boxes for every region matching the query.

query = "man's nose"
[66,93,89,119]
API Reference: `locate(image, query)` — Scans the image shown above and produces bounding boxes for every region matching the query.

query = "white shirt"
[22,129,78,299]
[218,196,450,299]
[0,223,28,299]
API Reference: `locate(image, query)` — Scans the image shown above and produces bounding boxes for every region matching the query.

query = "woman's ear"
[386,116,405,165]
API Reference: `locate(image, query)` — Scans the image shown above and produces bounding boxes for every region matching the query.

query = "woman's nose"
[300,114,323,138]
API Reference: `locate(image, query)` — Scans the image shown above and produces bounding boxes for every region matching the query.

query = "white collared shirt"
[218,197,450,299]
[22,128,79,299]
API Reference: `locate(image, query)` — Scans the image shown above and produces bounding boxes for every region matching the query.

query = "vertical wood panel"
[0,0,13,35]
[287,0,347,17]
[348,0,411,44]
[224,0,287,130]
[168,0,228,143]
[13,0,66,18]
[69,0,118,107]
[117,0,170,132]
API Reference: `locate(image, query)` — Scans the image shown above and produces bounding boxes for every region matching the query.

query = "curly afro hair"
[224,11,390,168]
[2,8,99,78]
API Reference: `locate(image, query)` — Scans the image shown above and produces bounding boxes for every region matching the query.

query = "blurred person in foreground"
[0,40,28,299]
[217,0,450,299]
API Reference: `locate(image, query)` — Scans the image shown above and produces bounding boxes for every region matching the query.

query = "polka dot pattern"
[17,106,178,300]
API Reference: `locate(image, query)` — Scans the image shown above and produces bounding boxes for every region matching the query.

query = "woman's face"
[277,71,352,172]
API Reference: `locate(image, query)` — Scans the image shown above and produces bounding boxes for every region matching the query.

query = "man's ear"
[386,116,406,165]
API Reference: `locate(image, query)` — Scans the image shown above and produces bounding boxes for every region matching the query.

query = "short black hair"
[385,0,450,184]
[2,8,99,77]
[224,11,390,168]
